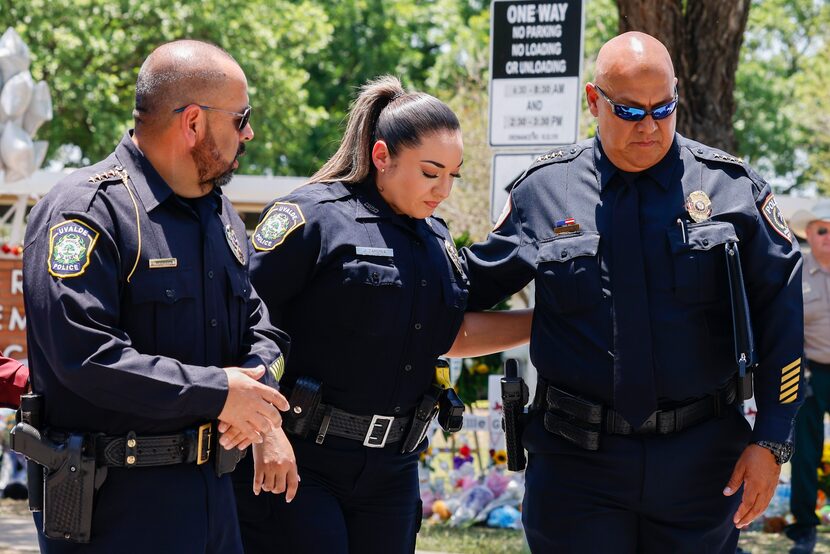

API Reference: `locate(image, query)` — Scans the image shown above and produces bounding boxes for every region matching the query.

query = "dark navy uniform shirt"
[463,133,803,443]
[250,180,469,416]
[23,132,284,435]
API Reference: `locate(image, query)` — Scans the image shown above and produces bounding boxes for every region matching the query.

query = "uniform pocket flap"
[667,221,739,254]
[342,259,403,287]
[536,232,600,263]
[128,269,198,304]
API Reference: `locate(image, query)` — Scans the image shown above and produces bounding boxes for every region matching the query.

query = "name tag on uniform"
[355,246,394,257]
[149,258,178,269]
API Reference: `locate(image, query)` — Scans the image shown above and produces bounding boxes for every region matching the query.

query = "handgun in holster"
[282,376,323,439]
[501,359,529,471]
[401,360,465,453]
[17,393,44,512]
[10,421,103,543]
[725,242,757,401]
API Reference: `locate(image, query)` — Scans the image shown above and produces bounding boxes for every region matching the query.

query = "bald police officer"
[22,40,289,553]
[463,32,803,552]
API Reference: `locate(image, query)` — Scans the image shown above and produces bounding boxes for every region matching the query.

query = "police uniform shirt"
[249,180,469,416]
[23,132,284,435]
[803,251,830,364]
[463,133,804,443]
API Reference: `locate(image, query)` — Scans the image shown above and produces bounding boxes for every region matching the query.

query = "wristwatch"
[754,440,794,465]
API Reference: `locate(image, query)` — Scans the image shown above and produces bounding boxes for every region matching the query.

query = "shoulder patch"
[47,219,99,278]
[252,202,306,252]
[761,194,792,241]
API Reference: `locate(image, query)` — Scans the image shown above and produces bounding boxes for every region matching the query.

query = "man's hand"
[723,444,782,528]
[218,366,289,446]
[252,427,300,502]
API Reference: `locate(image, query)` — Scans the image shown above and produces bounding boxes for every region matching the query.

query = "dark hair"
[309,75,460,184]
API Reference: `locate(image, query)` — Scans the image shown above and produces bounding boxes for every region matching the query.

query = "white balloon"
[23,80,52,135]
[1,122,35,182]
[0,28,31,83]
[33,140,48,170]
[0,71,34,121]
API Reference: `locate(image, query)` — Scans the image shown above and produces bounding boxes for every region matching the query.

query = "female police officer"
[231,76,530,553]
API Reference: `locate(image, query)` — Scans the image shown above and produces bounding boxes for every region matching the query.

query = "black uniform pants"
[34,463,242,553]
[790,360,830,530]
[233,435,422,554]
[521,407,751,553]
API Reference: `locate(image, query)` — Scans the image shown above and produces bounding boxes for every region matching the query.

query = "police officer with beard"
[22,40,290,553]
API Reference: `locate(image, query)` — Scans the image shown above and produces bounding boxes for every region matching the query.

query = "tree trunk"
[616,0,751,153]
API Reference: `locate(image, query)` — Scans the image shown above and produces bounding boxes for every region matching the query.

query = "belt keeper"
[713,392,722,418]
[124,430,138,468]
[316,406,333,445]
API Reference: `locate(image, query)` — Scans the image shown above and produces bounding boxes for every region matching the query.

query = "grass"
[416,522,830,554]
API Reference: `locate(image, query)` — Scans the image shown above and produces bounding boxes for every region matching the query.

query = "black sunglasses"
[594,85,678,122]
[173,104,251,131]
[818,227,829,236]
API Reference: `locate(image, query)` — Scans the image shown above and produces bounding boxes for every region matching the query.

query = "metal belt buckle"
[196,423,212,465]
[363,415,394,448]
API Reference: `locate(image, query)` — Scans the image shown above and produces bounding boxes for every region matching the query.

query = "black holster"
[401,392,439,453]
[18,393,44,512]
[282,376,323,439]
[42,434,99,543]
[501,360,529,471]
[214,431,247,478]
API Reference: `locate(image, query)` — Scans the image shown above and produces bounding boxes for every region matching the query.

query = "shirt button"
[702,239,709,246]
[404,364,413,372]
[421,279,428,287]
[210,319,217,327]
[371,271,380,284]
[393,406,401,414]
[414,323,422,330]
[165,289,175,298]
[413,240,421,247]
[560,250,568,258]
[207,270,214,279]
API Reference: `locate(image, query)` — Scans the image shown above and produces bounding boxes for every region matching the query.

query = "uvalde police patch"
[252,202,305,251]
[48,220,99,278]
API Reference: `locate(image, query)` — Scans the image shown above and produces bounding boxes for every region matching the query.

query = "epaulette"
[87,165,127,184]
[510,144,585,190]
[534,144,583,165]
[689,144,745,167]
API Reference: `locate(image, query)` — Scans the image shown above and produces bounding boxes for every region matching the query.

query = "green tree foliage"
[1,0,331,175]
[735,0,830,192]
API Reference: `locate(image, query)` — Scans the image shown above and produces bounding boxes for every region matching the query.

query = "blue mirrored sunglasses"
[594,85,678,122]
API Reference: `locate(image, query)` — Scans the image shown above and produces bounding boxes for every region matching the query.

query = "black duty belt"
[542,380,738,451]
[50,423,214,468]
[299,404,410,448]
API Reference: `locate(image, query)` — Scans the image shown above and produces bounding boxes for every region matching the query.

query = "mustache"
[236,143,246,159]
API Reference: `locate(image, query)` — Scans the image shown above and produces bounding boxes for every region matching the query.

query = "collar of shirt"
[806,250,830,276]
[593,133,681,192]
[116,130,224,214]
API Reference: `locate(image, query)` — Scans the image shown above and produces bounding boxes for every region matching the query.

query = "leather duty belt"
[89,423,213,468]
[542,380,738,451]
[301,404,410,448]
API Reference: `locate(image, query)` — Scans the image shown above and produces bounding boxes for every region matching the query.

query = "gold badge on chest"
[685,190,712,223]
